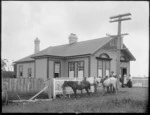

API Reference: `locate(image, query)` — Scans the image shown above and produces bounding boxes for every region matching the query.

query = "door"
[121,68,127,85]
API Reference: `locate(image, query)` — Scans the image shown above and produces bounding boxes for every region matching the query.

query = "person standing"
[123,74,127,87]
[110,71,114,77]
[126,74,132,88]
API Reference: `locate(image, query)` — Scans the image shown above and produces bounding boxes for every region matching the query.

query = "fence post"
[47,78,52,99]
[53,78,56,99]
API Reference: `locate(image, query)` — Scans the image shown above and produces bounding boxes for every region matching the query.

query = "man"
[110,71,114,77]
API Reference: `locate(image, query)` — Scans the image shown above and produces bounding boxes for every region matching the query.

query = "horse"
[100,76,118,95]
[62,79,91,98]
[2,82,8,105]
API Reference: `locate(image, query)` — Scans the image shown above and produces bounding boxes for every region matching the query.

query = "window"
[78,61,84,78]
[99,53,110,59]
[105,61,110,76]
[78,62,84,71]
[70,62,75,71]
[69,62,75,78]
[19,65,23,77]
[54,62,61,78]
[69,61,84,78]
[28,68,32,78]
[98,61,102,77]
[97,53,110,78]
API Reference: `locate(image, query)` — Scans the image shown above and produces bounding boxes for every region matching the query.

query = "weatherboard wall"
[35,58,47,80]
[90,48,130,77]
[16,62,34,78]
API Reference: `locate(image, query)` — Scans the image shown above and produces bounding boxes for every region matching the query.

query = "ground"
[2,87,148,113]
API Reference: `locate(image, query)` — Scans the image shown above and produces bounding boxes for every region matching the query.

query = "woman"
[123,74,127,87]
[126,75,132,88]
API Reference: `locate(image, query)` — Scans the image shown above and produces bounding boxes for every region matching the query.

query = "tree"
[1,59,8,71]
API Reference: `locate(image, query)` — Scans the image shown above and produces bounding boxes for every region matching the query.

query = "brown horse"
[62,80,91,98]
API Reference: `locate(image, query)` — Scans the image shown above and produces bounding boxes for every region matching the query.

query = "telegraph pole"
[109,13,131,89]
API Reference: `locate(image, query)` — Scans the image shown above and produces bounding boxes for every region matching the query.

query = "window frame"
[28,68,32,78]
[97,53,111,78]
[19,65,23,77]
[54,62,61,78]
[68,61,84,78]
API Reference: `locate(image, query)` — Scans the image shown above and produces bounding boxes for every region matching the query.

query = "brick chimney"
[34,37,40,53]
[68,33,78,44]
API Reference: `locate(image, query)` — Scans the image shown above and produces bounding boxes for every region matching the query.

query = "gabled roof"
[31,36,113,57]
[14,36,136,63]
[121,44,136,61]
[14,54,35,63]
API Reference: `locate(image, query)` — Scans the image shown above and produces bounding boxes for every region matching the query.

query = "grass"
[2,87,148,113]
[6,91,49,100]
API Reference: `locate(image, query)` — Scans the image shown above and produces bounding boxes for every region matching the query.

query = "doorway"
[121,68,127,86]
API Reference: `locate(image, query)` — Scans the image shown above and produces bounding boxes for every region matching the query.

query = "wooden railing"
[2,78,45,93]
[132,77,148,87]
[53,77,96,98]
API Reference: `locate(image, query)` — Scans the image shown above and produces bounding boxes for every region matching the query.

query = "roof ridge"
[14,36,119,63]
[50,36,110,47]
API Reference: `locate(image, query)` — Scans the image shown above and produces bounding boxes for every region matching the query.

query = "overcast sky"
[2,1,149,77]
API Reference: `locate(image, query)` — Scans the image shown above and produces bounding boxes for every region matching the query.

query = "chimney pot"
[34,37,40,53]
[68,33,78,44]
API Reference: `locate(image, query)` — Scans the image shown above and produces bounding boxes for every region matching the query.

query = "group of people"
[103,71,132,88]
[120,74,132,88]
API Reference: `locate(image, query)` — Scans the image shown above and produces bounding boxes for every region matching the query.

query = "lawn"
[2,87,148,113]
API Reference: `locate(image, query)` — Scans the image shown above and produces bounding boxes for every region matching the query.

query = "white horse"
[100,77,118,95]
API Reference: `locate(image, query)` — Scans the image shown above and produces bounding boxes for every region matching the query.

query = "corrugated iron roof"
[14,36,136,63]
[31,37,112,57]
[14,54,35,63]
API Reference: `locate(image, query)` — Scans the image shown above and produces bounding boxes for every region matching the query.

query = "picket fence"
[132,77,148,87]
[2,77,148,99]
[2,78,45,93]
[2,77,96,99]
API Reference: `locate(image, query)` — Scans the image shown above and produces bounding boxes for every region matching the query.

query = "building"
[14,33,136,82]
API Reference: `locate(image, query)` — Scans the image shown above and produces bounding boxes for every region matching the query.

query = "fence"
[132,77,148,87]
[53,77,96,98]
[4,77,146,99]
[2,78,45,93]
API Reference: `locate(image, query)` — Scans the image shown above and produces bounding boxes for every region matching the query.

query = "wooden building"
[14,33,135,82]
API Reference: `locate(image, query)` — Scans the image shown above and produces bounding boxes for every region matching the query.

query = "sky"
[2,1,149,77]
